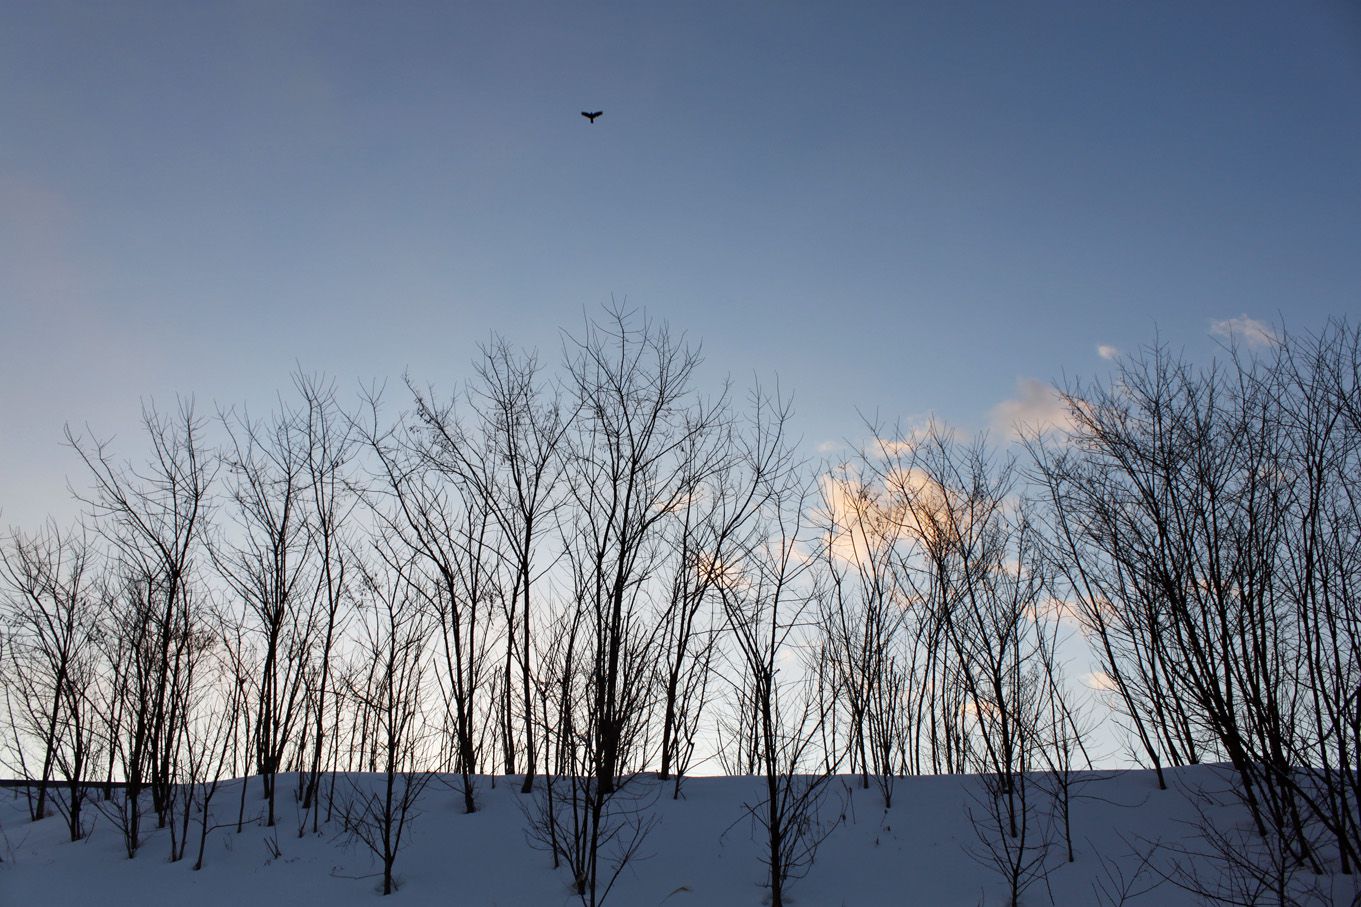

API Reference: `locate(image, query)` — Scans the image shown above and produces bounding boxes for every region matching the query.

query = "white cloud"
[868,419,957,461]
[1097,343,1120,361]
[1025,595,1081,625]
[815,440,844,455]
[872,438,915,458]
[1210,314,1279,348]
[989,378,1071,440]
[1085,670,1119,693]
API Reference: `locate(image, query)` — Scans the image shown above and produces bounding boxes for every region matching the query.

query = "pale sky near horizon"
[3,1,1360,530]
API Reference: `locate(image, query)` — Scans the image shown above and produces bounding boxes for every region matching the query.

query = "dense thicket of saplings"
[2,310,1357,905]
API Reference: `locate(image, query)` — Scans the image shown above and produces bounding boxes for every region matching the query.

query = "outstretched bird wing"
[581,111,603,122]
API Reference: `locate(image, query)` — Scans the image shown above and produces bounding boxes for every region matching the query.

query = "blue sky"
[2,1,1359,528]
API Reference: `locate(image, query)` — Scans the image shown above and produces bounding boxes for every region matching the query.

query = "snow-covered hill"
[1,767,1355,906]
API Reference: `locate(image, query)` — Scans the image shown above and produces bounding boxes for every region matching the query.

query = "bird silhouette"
[581,111,603,124]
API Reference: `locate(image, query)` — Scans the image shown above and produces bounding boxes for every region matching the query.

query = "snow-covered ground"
[1,767,1355,906]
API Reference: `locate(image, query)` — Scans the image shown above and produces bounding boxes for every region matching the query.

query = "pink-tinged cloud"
[1097,344,1119,360]
[1085,670,1119,692]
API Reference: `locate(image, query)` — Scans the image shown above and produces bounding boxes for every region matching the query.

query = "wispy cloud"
[1210,314,1279,348]
[989,378,1071,439]
[1097,343,1120,361]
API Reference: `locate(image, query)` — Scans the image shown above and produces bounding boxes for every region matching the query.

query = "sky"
[2,1,1360,530]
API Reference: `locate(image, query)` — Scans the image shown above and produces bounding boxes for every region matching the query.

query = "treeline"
[1,309,1357,904]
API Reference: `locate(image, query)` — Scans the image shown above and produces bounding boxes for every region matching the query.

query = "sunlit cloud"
[872,438,916,458]
[989,378,1072,440]
[1025,595,1081,625]
[963,698,1000,721]
[1210,314,1279,348]
[819,463,967,563]
[1097,343,1120,361]
[651,487,699,515]
[695,552,747,592]
[1084,670,1119,693]
[869,421,955,460]
[815,440,844,455]
[817,472,895,566]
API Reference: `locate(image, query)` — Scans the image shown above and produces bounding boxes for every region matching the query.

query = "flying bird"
[581,110,603,124]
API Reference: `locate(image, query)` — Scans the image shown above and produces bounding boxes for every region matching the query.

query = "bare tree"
[1031,594,1096,866]
[164,608,215,864]
[529,536,660,907]
[191,609,248,870]
[214,395,321,828]
[561,305,724,795]
[527,307,726,906]
[409,339,571,793]
[0,523,103,838]
[658,384,790,794]
[69,401,214,855]
[340,540,435,897]
[294,372,358,834]
[718,456,839,907]
[1031,321,1361,892]
[814,457,909,805]
[860,422,981,778]
[872,428,1059,904]
[1267,321,1361,876]
[360,388,494,814]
